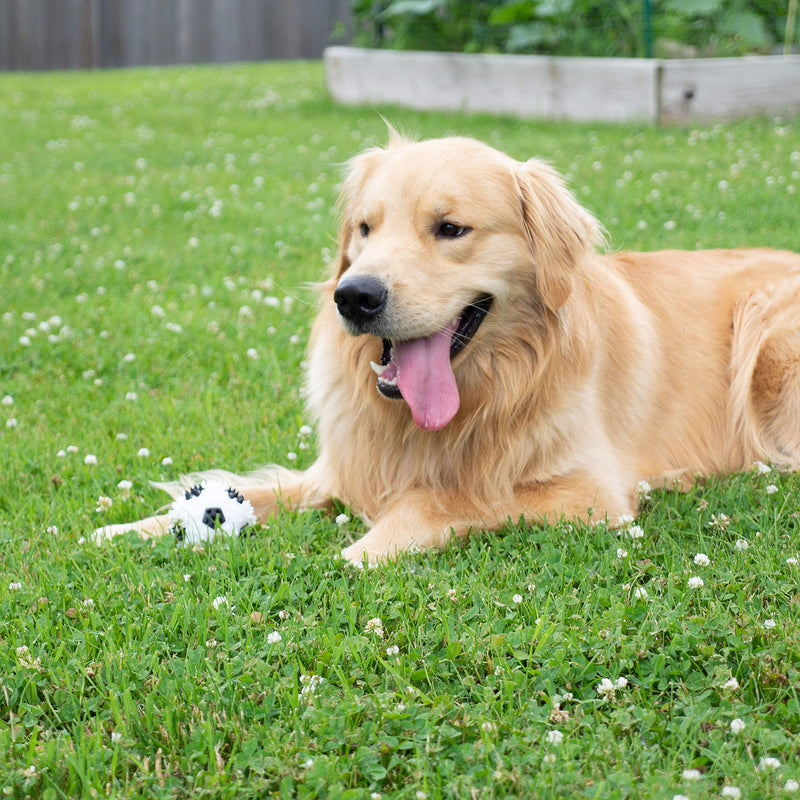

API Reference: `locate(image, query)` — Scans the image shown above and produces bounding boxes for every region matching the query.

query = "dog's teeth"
[370,360,385,376]
[378,376,398,387]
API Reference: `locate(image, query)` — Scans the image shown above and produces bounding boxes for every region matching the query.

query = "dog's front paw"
[341,529,424,566]
[341,539,379,567]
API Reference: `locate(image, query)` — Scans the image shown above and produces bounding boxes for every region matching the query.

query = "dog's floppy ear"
[333,130,414,278]
[515,159,602,310]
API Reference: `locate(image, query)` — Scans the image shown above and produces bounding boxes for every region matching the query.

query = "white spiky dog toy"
[168,480,257,545]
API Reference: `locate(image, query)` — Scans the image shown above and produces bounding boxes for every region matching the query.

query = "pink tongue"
[394,325,459,431]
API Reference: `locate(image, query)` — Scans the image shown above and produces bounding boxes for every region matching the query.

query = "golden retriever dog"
[97,134,800,563]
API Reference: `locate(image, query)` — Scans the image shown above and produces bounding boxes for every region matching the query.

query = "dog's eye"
[359,222,370,237]
[437,222,470,239]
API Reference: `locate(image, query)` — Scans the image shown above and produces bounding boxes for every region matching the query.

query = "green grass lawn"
[1,60,799,799]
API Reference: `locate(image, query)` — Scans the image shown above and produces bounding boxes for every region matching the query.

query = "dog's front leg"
[341,473,635,564]
[341,488,471,564]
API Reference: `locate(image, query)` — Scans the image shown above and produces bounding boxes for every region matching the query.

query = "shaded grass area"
[1,61,799,798]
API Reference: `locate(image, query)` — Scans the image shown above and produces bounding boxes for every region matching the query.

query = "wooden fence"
[0,0,352,70]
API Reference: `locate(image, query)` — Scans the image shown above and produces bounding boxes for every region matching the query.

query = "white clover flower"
[335,513,350,526]
[753,460,771,473]
[9,581,22,591]
[111,731,123,743]
[709,513,731,529]
[721,788,741,799]
[766,484,779,495]
[759,757,781,771]
[5,418,17,429]
[633,587,648,600]
[617,548,628,559]
[161,456,173,466]
[480,721,495,733]
[763,618,776,629]
[299,674,324,697]
[614,677,628,690]
[267,631,282,645]
[512,594,523,605]
[628,525,644,540]
[729,718,745,734]
[617,514,635,528]
[84,454,98,465]
[386,644,400,656]
[211,596,228,610]
[278,609,290,620]
[117,479,132,498]
[545,730,564,746]
[137,447,150,458]
[693,553,710,567]
[682,768,702,781]
[722,677,740,691]
[735,539,749,551]
[785,779,800,792]
[596,678,616,700]
[636,480,651,498]
[447,588,459,602]
[687,576,704,589]
[46,526,58,535]
[96,496,113,513]
[1,395,13,406]
[365,617,384,637]
[287,452,297,462]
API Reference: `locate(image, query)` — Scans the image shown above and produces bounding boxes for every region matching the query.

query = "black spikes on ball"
[170,521,186,541]
[185,484,203,500]
[226,487,246,504]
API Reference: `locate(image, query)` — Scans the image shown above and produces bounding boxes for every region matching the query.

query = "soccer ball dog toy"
[168,480,257,544]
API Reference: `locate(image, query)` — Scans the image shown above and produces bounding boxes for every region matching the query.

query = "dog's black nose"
[333,276,388,324]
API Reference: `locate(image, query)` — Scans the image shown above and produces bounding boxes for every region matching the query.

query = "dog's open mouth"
[370,294,493,431]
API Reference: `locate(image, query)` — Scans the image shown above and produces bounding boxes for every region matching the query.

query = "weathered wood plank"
[325,47,659,123]
[659,55,800,123]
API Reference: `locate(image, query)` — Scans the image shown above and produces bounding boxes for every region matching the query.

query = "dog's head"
[331,134,601,431]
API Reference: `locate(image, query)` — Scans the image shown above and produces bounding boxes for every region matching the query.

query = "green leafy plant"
[350,0,799,57]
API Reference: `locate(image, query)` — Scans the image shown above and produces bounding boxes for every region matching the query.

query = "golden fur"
[97,135,800,563]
